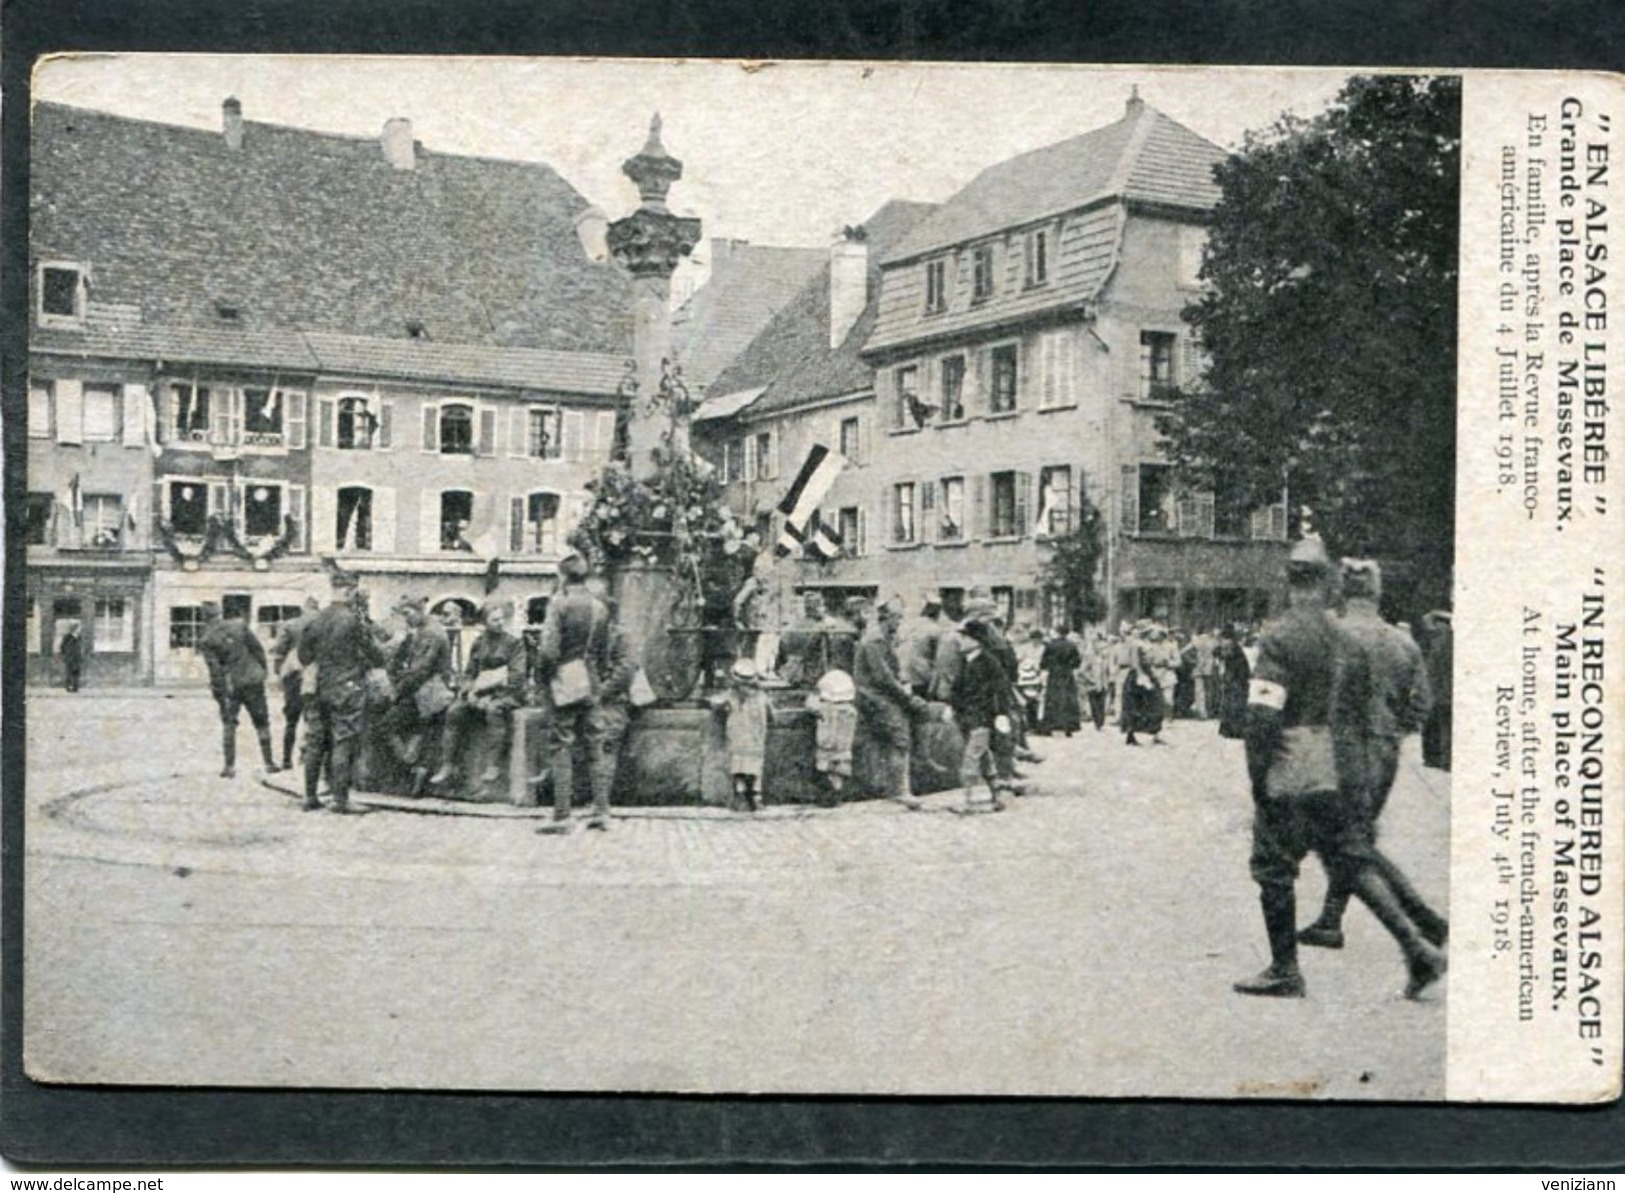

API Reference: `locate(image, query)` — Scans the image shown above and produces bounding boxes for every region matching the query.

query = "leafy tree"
[1038,490,1107,629]
[1159,75,1461,612]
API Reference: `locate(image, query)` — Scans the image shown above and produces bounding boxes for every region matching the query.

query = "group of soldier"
[195,552,627,833]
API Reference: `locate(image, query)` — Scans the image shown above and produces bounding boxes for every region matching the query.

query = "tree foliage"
[1159,75,1461,608]
[1038,489,1107,628]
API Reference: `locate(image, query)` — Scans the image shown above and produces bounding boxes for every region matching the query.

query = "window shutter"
[596,412,617,461]
[286,484,306,552]
[1176,491,1198,538]
[510,408,528,458]
[285,390,308,449]
[1270,502,1287,541]
[744,434,757,482]
[1121,465,1140,533]
[1016,471,1033,537]
[421,404,438,453]
[312,485,337,553]
[164,384,180,442]
[858,413,870,467]
[510,496,525,553]
[372,485,397,554]
[54,379,83,445]
[209,480,233,529]
[921,480,936,543]
[1196,491,1216,539]
[377,401,393,449]
[970,348,988,415]
[1180,333,1203,388]
[420,491,442,554]
[563,411,585,462]
[1250,506,1269,541]
[154,480,168,522]
[318,398,335,448]
[478,406,498,457]
[971,474,987,539]
[214,388,239,447]
[856,508,868,557]
[121,384,146,448]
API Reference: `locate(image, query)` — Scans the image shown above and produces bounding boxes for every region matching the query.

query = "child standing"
[712,656,770,811]
[949,618,1012,814]
[804,667,858,807]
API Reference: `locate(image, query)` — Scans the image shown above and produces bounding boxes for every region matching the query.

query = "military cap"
[559,552,590,582]
[1341,558,1383,600]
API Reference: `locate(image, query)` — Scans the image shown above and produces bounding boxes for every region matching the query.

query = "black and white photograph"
[15,57,1608,1106]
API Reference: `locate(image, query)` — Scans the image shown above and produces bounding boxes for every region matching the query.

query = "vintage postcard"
[16,57,1621,1103]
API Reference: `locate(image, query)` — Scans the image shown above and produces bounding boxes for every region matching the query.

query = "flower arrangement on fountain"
[568,445,747,580]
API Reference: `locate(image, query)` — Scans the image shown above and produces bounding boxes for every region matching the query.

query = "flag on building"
[773,444,845,557]
[804,510,843,560]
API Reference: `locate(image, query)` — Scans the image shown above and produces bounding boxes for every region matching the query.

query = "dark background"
[4,0,1623,1170]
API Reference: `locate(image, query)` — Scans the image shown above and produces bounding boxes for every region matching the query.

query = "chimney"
[828,226,869,350]
[381,117,416,170]
[1125,84,1144,118]
[222,96,244,150]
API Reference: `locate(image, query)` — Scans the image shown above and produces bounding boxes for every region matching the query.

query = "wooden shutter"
[154,480,168,522]
[563,411,585,462]
[971,474,987,539]
[921,479,936,543]
[510,408,529,458]
[1175,491,1196,537]
[596,412,617,461]
[1121,465,1140,533]
[286,484,306,551]
[377,401,393,450]
[371,485,397,554]
[1195,491,1216,539]
[969,349,987,416]
[54,378,83,445]
[318,397,336,448]
[1015,471,1033,537]
[1180,333,1204,388]
[421,404,438,453]
[419,491,442,554]
[509,496,525,553]
[121,384,147,448]
[1270,502,1288,541]
[311,485,336,553]
[855,508,867,557]
[285,390,308,450]
[477,406,498,457]
[744,433,758,482]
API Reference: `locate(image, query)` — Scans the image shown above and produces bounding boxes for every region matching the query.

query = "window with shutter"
[1015,471,1033,537]
[1180,334,1204,389]
[286,391,309,450]
[1269,502,1287,541]
[319,398,337,448]
[920,479,936,543]
[1195,491,1216,539]
[122,385,147,448]
[286,484,306,551]
[54,379,84,445]
[971,474,987,539]
[563,411,585,462]
[28,383,53,439]
[378,401,393,449]
[595,411,617,462]
[478,406,498,456]
[744,434,757,482]
[510,496,525,553]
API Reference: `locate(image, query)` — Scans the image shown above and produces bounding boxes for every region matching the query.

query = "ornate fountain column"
[604,116,703,699]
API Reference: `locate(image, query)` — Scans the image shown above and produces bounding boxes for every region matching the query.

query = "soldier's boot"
[1349,865,1447,999]
[537,749,577,835]
[1372,849,1448,946]
[1234,885,1306,997]
[281,722,299,772]
[327,740,355,813]
[1300,880,1352,949]
[219,729,236,779]
[428,722,459,788]
[302,751,323,811]
[588,753,616,829]
[257,728,279,773]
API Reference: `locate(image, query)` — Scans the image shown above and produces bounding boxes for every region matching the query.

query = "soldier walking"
[297,572,384,813]
[198,602,280,779]
[1233,538,1447,1000]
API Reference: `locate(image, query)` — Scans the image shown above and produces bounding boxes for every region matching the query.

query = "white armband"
[1248,678,1288,711]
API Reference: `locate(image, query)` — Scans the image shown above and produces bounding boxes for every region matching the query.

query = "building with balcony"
[28,99,632,684]
[702,92,1288,630]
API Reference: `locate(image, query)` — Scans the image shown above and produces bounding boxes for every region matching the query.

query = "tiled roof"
[31,321,627,396]
[671,241,825,389]
[298,332,626,395]
[693,385,767,423]
[31,101,633,354]
[708,200,937,419]
[883,101,1224,264]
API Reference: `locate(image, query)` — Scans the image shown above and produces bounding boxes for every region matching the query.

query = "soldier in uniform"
[271,596,322,771]
[431,598,527,794]
[854,596,941,809]
[1234,538,1447,1000]
[198,602,280,779]
[297,572,385,812]
[1299,559,1447,951]
[536,553,619,833]
[383,594,454,795]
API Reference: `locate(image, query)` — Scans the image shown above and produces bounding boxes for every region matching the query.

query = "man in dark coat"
[536,554,619,833]
[198,602,280,779]
[298,572,385,812]
[1299,559,1447,951]
[384,594,454,794]
[59,621,84,692]
[271,596,321,771]
[1038,626,1083,736]
[432,597,527,796]
[854,596,938,808]
[948,617,1013,813]
[1234,539,1446,1000]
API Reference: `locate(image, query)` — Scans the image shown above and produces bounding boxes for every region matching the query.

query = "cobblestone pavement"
[24,690,1450,1098]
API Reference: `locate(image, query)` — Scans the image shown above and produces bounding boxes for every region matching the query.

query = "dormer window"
[1024,228,1049,287]
[38,262,87,327]
[924,259,947,314]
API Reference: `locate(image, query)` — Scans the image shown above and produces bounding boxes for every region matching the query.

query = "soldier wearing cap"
[198,601,280,778]
[383,593,454,794]
[899,593,946,700]
[855,595,942,809]
[1235,538,1446,1000]
[271,596,322,770]
[1298,558,1448,951]
[536,553,619,833]
[431,596,526,795]
[298,570,386,811]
